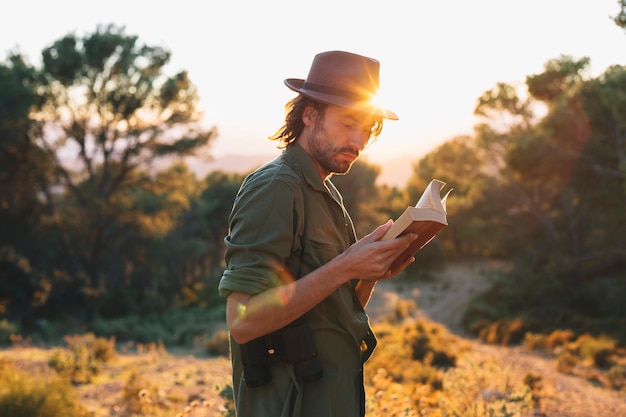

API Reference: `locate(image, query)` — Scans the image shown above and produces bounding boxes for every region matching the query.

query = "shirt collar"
[285,143,329,193]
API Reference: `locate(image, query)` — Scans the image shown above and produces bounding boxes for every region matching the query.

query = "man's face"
[303,104,376,176]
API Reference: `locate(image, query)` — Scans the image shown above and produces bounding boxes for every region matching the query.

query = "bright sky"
[1,0,625,168]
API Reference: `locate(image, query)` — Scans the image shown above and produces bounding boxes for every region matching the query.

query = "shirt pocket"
[301,239,345,270]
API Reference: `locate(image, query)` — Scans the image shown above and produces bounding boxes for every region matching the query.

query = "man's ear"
[302,105,318,126]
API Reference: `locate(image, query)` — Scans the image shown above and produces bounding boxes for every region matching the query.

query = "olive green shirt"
[218,143,374,417]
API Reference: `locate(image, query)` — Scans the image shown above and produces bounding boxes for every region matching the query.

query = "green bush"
[0,361,87,417]
[90,305,225,347]
[0,319,19,345]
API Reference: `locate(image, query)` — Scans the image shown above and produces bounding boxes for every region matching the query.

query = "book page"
[415,179,446,211]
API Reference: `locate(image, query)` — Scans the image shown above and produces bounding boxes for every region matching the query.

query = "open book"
[382,179,452,269]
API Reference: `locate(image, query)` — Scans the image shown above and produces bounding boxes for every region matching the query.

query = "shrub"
[438,356,533,417]
[48,333,116,384]
[90,306,225,348]
[118,371,156,416]
[218,384,236,417]
[606,365,626,391]
[523,332,548,351]
[48,345,101,384]
[64,333,117,362]
[480,318,530,346]
[575,334,616,368]
[546,329,575,350]
[0,360,87,417]
[0,319,20,345]
[205,329,230,357]
[556,351,578,374]
[524,329,576,353]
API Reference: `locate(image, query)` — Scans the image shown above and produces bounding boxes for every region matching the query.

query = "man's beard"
[307,121,359,175]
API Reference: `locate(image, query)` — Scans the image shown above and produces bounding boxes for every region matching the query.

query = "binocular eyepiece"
[240,319,322,388]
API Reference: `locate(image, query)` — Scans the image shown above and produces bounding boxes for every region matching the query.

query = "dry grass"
[1,261,625,417]
[0,346,232,417]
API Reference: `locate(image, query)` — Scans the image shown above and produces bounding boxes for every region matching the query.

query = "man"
[218,50,417,417]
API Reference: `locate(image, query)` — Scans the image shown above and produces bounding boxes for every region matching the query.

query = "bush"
[0,319,19,345]
[64,333,117,362]
[48,345,101,384]
[90,306,225,348]
[606,365,626,391]
[48,333,116,384]
[205,329,230,357]
[0,360,87,417]
[438,356,533,417]
[556,351,578,374]
[575,334,616,368]
[524,329,576,352]
[477,317,531,346]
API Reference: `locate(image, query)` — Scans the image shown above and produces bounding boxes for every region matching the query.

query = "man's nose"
[348,131,368,151]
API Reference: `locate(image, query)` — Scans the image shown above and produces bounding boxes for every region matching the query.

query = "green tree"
[573,65,626,267]
[462,56,626,339]
[168,171,244,307]
[0,54,63,329]
[94,163,205,317]
[406,135,497,258]
[27,24,216,304]
[614,0,626,28]
[0,54,53,259]
[332,159,391,238]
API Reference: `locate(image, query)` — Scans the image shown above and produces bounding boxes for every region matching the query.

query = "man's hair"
[268,95,384,148]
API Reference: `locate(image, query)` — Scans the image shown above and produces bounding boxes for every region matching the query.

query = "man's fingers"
[360,219,394,243]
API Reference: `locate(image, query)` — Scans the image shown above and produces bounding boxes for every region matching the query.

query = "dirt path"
[367,262,626,417]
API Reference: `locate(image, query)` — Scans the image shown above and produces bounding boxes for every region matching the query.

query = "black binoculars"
[240,319,322,388]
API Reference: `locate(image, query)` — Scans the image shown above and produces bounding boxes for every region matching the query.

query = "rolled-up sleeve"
[218,168,301,299]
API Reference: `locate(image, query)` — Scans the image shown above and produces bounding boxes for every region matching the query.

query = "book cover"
[382,179,451,269]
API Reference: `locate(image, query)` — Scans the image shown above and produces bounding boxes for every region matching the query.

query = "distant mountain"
[373,155,416,188]
[186,152,416,188]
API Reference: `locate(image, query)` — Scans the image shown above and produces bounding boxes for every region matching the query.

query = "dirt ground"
[367,261,626,417]
[2,261,625,416]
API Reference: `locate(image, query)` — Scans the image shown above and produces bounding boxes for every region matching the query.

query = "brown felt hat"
[284,50,399,120]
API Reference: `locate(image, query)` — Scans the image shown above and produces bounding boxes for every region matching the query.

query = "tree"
[405,135,498,258]
[167,171,244,307]
[27,24,216,300]
[332,159,391,238]
[463,57,626,337]
[614,0,626,29]
[0,54,53,258]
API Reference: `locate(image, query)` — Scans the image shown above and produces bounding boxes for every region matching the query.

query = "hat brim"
[284,78,399,120]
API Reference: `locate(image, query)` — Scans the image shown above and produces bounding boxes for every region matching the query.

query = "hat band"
[302,81,372,102]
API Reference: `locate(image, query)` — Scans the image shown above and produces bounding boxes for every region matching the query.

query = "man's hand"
[333,219,418,282]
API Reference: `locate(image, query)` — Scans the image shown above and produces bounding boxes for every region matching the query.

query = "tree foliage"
[333,159,395,238]
[614,0,626,28]
[0,25,220,329]
[440,55,626,340]
[29,25,216,294]
[1,22,624,345]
